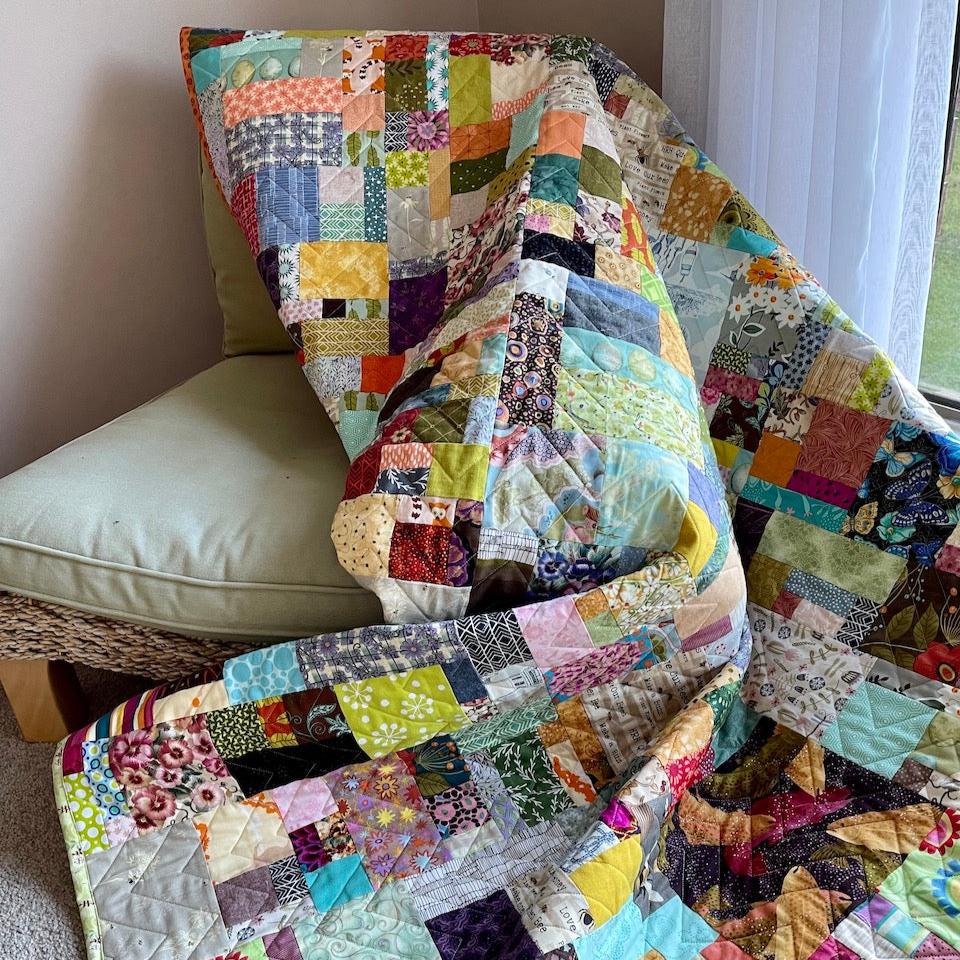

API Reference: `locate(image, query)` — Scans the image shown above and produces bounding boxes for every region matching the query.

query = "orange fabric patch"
[361,354,405,394]
[223,76,343,128]
[751,433,800,487]
[449,118,511,161]
[536,110,586,158]
[342,93,385,131]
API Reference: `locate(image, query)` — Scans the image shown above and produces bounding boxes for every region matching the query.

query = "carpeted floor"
[0,666,146,959]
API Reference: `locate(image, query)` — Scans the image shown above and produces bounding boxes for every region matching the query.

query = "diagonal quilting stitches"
[86,820,228,960]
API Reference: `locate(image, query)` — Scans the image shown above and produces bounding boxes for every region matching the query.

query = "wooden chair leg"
[0,659,88,742]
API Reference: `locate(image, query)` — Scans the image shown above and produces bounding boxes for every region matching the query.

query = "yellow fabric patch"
[426,444,489,500]
[299,241,388,299]
[673,500,718,577]
[712,438,740,469]
[302,318,389,360]
[569,834,643,925]
[335,665,470,758]
[331,494,397,578]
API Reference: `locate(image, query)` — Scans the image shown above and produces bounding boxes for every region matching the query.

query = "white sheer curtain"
[663,0,956,382]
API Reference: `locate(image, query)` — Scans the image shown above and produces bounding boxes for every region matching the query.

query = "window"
[919,11,960,409]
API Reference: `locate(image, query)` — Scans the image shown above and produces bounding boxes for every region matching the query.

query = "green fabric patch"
[385,58,427,112]
[412,400,471,443]
[427,444,489,500]
[578,145,621,203]
[205,701,271,759]
[449,55,491,126]
[756,511,906,602]
[450,148,509,195]
[488,729,573,824]
[911,710,960,777]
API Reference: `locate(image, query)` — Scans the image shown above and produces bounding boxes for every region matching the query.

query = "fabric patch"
[334,666,470,758]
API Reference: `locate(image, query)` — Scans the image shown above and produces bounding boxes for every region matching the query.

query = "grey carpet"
[0,666,146,959]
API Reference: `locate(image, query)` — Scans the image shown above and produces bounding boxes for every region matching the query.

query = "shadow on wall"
[0,62,223,479]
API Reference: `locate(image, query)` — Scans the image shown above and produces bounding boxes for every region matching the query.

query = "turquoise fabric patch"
[597,440,688,550]
[711,696,762,769]
[820,682,935,779]
[740,478,847,533]
[727,226,777,256]
[224,641,307,704]
[508,94,545,165]
[644,895,718,960]
[190,46,223,97]
[530,153,580,206]
[574,899,646,960]
[339,407,381,462]
[304,854,374,912]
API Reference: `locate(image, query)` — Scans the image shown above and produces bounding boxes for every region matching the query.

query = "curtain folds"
[663,0,957,382]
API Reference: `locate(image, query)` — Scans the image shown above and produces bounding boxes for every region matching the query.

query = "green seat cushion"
[0,355,381,639]
[200,156,294,357]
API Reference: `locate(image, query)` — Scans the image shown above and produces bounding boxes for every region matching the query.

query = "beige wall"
[0,1,662,479]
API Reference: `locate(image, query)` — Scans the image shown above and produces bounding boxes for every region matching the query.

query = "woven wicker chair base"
[0,591,264,680]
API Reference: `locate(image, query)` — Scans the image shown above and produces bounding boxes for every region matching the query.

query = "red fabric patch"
[230,174,260,256]
[389,523,452,584]
[386,34,428,61]
[343,445,382,500]
[772,589,802,620]
[449,34,492,56]
[361,354,406,395]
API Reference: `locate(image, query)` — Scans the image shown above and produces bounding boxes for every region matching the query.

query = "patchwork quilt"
[52,28,960,960]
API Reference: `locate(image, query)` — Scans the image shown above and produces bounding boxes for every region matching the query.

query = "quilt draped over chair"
[52,28,960,960]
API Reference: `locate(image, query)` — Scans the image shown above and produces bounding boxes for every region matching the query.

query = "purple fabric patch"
[688,462,725,530]
[389,268,447,352]
[264,926,304,960]
[214,865,279,927]
[425,889,541,960]
[787,469,858,509]
[681,614,732,651]
[289,821,329,872]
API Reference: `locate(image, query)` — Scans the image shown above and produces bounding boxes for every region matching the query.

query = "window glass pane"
[920,105,960,400]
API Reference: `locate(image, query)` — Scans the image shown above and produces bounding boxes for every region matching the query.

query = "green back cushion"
[200,155,294,356]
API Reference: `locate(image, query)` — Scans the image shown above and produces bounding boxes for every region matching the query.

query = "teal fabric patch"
[190,46,223,97]
[710,695,762,769]
[304,854,374,911]
[740,478,848,533]
[727,226,777,256]
[339,408,381,462]
[530,153,580,206]
[224,641,307,703]
[508,94,545,166]
[819,682,935,779]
